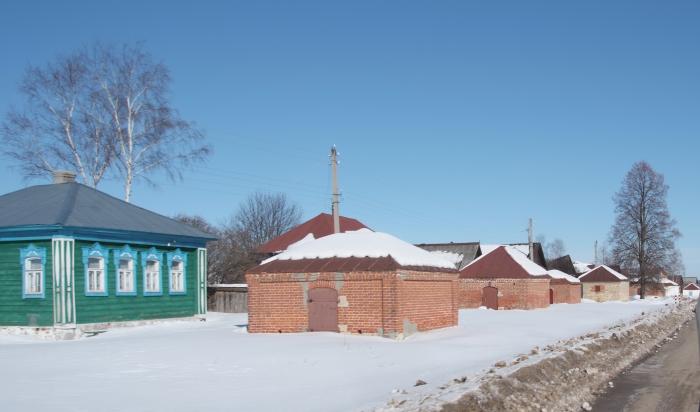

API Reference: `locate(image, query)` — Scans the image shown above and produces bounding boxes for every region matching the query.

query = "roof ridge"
[55,183,80,224]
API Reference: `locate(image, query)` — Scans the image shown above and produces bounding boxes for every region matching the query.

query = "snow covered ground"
[0,299,674,412]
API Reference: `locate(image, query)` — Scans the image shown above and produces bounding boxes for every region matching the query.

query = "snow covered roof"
[685,283,699,291]
[428,250,464,267]
[256,213,370,254]
[460,245,548,279]
[547,269,581,284]
[573,260,595,274]
[258,229,457,270]
[579,265,628,282]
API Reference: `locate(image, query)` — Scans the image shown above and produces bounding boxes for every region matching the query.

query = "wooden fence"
[207,284,248,313]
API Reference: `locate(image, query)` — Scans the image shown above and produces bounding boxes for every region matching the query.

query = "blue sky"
[1,1,698,273]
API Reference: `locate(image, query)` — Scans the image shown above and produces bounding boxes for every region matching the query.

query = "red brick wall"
[550,283,581,304]
[246,270,458,337]
[399,276,457,332]
[458,278,550,310]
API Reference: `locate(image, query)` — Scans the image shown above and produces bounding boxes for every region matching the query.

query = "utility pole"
[528,218,534,261]
[594,240,598,265]
[330,146,340,234]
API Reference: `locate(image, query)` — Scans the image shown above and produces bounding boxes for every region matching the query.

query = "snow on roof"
[573,260,594,274]
[287,233,315,249]
[428,250,463,267]
[579,265,628,281]
[480,244,531,257]
[547,269,581,284]
[502,246,548,276]
[464,245,547,277]
[263,228,456,269]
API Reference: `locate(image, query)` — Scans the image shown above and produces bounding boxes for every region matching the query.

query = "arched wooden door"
[308,288,338,332]
[482,286,498,310]
[549,288,554,304]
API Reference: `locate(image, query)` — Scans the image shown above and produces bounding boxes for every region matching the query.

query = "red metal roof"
[248,256,457,274]
[459,246,545,279]
[256,213,370,254]
[684,283,699,290]
[579,266,628,282]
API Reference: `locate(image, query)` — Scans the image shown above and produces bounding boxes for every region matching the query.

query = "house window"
[145,260,160,293]
[118,258,134,293]
[83,243,108,296]
[171,260,184,292]
[87,257,105,293]
[167,249,188,295]
[25,257,43,296]
[114,245,136,296]
[594,285,604,292]
[142,247,162,296]
[20,244,47,298]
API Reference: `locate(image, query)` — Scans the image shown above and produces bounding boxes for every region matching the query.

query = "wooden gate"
[482,286,498,310]
[308,288,338,332]
[549,288,554,304]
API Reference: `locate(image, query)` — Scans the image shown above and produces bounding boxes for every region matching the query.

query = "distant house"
[0,172,215,337]
[629,274,680,298]
[458,245,550,310]
[682,283,699,299]
[247,229,459,338]
[546,269,581,304]
[579,266,629,302]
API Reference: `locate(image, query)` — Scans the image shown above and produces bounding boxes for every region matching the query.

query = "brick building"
[546,269,581,304]
[579,265,629,302]
[458,245,550,310]
[246,229,459,338]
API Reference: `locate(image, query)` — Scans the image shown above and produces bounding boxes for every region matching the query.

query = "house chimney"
[53,170,77,184]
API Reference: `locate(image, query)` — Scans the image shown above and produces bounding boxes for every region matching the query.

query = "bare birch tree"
[1,50,114,186]
[95,44,210,202]
[609,161,681,298]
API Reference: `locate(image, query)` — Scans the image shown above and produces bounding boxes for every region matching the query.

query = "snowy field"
[0,299,673,412]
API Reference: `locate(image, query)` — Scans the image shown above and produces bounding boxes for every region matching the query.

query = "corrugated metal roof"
[415,242,480,269]
[0,182,215,240]
[256,213,370,254]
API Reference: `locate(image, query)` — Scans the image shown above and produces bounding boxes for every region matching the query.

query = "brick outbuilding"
[579,265,629,302]
[246,229,459,338]
[458,245,550,310]
[546,269,581,304]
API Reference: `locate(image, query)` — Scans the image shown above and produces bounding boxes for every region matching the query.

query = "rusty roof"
[579,266,628,282]
[684,283,699,290]
[256,213,370,254]
[459,246,547,279]
[247,256,458,274]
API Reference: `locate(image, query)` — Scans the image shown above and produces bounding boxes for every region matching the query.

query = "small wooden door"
[482,286,498,310]
[308,288,338,332]
[549,288,554,304]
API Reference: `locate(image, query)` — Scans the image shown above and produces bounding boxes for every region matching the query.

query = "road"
[592,310,700,412]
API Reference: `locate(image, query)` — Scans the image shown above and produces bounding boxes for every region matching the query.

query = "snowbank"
[0,300,675,412]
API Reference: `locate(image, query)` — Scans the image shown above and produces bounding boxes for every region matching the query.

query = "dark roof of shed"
[415,242,480,269]
[684,283,699,290]
[547,255,577,276]
[248,256,458,274]
[0,182,215,240]
[257,213,370,254]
